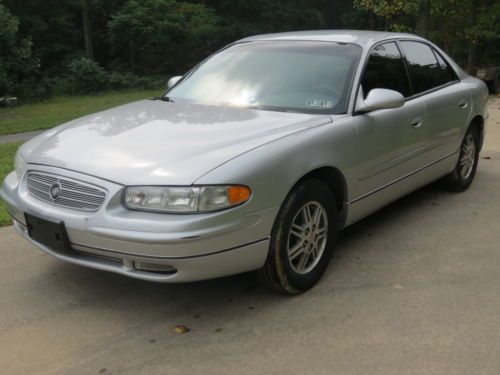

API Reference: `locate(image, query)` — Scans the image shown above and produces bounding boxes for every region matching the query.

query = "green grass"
[0,142,22,226]
[0,89,162,136]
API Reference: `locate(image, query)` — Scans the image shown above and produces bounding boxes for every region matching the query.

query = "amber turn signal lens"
[227,185,251,205]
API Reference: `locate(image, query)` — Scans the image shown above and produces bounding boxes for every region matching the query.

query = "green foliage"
[0,0,498,100]
[354,0,418,19]
[205,0,327,46]
[353,0,500,67]
[67,58,162,94]
[108,71,156,90]
[464,3,500,43]
[68,57,109,93]
[0,2,38,97]
[108,0,220,74]
[3,0,81,73]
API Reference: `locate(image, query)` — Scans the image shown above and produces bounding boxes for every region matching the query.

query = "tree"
[108,0,220,74]
[353,0,500,70]
[81,0,94,60]
[199,0,327,44]
[0,0,498,100]
[4,0,81,73]
[0,2,38,96]
[429,0,499,71]
[353,0,419,30]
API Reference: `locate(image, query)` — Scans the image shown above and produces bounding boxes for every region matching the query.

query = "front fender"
[194,116,358,214]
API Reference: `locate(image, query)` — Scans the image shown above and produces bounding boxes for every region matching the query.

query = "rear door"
[398,41,471,163]
[351,41,427,198]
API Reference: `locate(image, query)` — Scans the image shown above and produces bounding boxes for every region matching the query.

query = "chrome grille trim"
[26,171,107,212]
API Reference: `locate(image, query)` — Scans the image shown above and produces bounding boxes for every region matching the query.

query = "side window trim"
[395,40,415,96]
[396,39,461,101]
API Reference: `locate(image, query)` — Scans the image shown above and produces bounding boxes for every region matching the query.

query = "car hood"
[21,100,332,185]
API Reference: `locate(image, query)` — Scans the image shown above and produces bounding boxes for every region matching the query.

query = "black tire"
[256,179,338,294]
[443,126,480,192]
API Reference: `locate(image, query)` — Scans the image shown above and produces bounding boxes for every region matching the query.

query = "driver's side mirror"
[167,76,183,89]
[357,88,405,113]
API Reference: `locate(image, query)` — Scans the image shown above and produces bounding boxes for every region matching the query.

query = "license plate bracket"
[25,214,71,252]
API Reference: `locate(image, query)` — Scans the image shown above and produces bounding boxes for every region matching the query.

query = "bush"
[0,3,39,97]
[108,0,220,75]
[109,71,156,90]
[68,57,109,94]
[3,51,163,102]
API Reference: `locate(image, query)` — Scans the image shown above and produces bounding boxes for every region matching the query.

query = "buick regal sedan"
[1,31,489,294]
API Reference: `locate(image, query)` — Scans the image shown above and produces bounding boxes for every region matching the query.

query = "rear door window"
[400,41,457,94]
[361,42,411,98]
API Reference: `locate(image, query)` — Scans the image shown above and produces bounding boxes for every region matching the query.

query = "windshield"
[167,41,361,114]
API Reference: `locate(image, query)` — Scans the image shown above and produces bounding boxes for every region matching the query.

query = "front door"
[351,41,427,199]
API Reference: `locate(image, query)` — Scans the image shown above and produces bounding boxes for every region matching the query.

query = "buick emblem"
[49,183,62,200]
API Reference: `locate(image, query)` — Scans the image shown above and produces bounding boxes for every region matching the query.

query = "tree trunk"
[415,0,430,37]
[467,0,479,73]
[81,0,94,60]
[369,12,376,29]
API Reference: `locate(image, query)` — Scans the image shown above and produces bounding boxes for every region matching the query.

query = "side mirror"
[167,76,182,89]
[357,88,405,113]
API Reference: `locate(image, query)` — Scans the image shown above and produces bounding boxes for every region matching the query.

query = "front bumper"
[1,166,277,282]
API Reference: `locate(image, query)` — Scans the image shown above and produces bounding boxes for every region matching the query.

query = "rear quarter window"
[433,50,459,84]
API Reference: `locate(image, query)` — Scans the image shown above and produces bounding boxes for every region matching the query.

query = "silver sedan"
[1,30,489,294]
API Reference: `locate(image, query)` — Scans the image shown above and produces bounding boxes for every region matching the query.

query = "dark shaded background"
[1,0,498,100]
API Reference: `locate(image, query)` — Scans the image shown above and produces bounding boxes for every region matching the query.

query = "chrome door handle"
[411,117,423,129]
[459,100,468,109]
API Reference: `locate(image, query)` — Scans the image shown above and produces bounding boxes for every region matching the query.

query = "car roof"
[239,30,424,47]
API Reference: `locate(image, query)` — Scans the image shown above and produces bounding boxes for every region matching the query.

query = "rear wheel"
[443,126,480,192]
[256,179,337,294]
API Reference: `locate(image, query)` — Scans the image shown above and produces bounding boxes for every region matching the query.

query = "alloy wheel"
[459,133,476,179]
[287,201,328,274]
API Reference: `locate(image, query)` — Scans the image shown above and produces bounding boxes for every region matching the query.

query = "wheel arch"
[468,115,485,151]
[292,166,348,228]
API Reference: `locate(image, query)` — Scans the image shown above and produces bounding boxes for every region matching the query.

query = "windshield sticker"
[306,99,334,108]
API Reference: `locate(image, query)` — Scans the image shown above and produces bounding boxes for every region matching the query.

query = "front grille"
[26,171,107,212]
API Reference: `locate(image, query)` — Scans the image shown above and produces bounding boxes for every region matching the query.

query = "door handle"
[411,117,423,129]
[459,100,468,109]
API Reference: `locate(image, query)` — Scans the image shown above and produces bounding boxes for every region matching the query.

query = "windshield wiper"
[150,96,174,102]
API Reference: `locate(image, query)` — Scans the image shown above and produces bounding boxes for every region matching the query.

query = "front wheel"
[443,126,480,192]
[256,179,337,294]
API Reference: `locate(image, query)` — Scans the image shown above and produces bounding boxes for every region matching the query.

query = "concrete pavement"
[0,97,499,375]
[0,130,44,144]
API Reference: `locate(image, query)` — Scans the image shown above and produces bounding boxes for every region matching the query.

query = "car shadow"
[335,180,446,254]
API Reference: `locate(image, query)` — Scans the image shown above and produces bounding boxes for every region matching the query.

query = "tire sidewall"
[272,179,337,292]
[448,126,480,191]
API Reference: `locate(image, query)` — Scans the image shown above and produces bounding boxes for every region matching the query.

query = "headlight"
[123,185,251,213]
[14,151,27,178]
